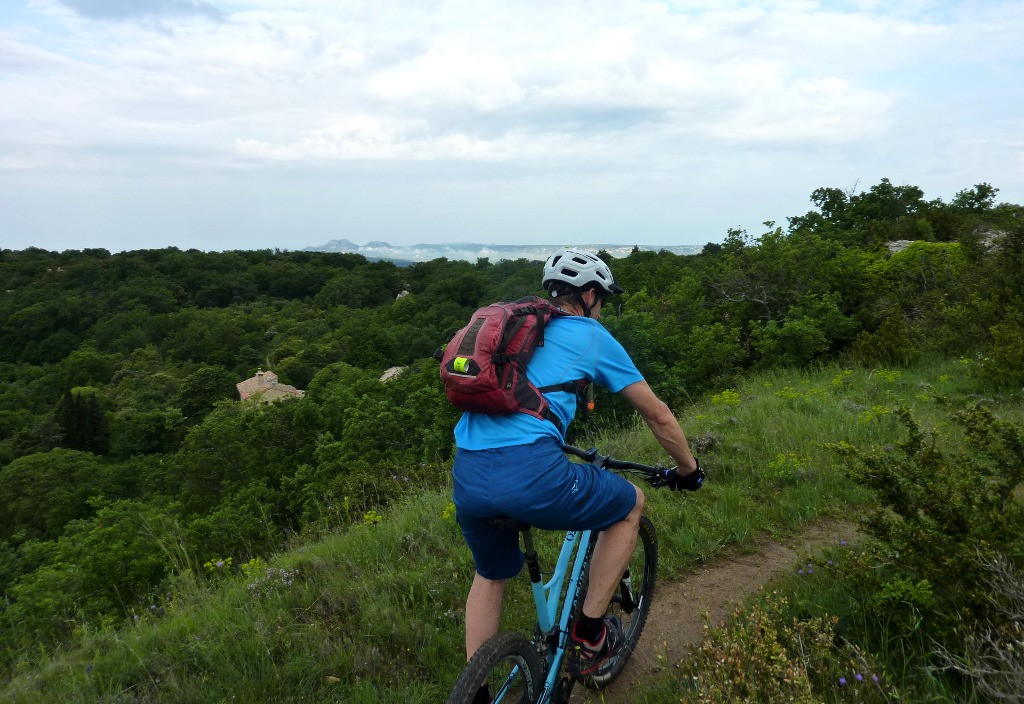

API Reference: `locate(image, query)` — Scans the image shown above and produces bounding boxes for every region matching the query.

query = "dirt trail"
[573,519,860,703]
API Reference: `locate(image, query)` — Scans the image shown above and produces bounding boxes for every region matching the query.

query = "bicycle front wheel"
[578,514,658,689]
[447,632,545,704]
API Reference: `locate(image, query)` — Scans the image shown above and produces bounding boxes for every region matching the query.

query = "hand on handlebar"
[649,459,705,491]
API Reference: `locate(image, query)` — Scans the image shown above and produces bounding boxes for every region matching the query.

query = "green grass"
[2,356,1021,702]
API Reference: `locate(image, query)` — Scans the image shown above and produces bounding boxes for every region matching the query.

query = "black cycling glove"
[650,459,705,491]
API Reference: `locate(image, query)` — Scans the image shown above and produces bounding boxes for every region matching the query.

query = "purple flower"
[839,677,847,685]
[873,674,880,683]
[855,673,864,682]
[798,569,805,575]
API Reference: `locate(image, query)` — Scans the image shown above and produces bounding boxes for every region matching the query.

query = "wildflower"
[873,674,880,683]
[711,389,741,406]
[839,677,847,685]
[797,569,805,576]
[855,673,864,682]
[216,560,224,568]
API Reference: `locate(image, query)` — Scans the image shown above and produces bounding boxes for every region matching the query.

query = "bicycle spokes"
[491,665,524,703]
[486,656,541,704]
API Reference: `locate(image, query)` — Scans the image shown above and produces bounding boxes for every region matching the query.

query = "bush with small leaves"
[675,592,894,703]
[828,404,1024,650]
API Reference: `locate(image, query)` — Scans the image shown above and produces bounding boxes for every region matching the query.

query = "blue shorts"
[452,437,639,580]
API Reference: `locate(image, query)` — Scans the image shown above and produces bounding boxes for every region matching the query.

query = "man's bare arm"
[619,380,698,476]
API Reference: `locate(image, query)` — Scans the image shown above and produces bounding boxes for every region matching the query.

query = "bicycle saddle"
[484,516,532,532]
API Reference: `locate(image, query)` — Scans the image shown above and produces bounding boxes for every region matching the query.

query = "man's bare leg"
[465,572,507,659]
[581,484,644,619]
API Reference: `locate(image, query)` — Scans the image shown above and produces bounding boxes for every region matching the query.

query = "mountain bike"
[446,444,689,704]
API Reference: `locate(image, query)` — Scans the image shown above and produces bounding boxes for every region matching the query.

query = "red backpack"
[438,296,590,430]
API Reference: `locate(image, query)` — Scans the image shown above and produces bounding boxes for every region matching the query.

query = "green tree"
[680,323,747,392]
[55,387,110,454]
[1,499,174,647]
[57,346,120,389]
[0,449,106,541]
[173,365,238,420]
[109,406,184,458]
[951,183,998,211]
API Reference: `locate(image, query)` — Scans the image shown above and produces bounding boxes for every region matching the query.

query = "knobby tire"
[447,632,545,704]
[574,515,658,690]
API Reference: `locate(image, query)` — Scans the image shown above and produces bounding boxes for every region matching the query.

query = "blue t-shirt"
[454,315,644,450]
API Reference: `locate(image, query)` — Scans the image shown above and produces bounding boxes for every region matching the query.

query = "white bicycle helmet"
[542,248,624,294]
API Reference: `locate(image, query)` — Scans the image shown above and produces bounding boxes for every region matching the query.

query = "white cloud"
[53,0,225,23]
[367,48,525,112]
[0,33,73,70]
[234,115,573,162]
[3,0,1024,250]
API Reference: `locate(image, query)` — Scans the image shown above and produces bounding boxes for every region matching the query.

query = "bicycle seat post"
[520,527,542,585]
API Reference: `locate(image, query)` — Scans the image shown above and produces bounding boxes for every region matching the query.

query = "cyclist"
[451,248,703,696]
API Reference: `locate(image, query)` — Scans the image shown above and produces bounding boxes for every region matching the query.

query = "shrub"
[851,312,920,366]
[674,592,894,703]
[938,553,1024,702]
[976,312,1024,394]
[0,500,173,661]
[828,404,1024,650]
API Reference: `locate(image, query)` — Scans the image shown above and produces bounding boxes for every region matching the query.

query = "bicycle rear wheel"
[576,515,658,689]
[447,632,545,704]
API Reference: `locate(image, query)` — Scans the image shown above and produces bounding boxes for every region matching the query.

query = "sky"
[1,0,1022,253]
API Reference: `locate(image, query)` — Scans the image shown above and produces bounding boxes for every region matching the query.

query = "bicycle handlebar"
[562,443,706,491]
[561,444,666,477]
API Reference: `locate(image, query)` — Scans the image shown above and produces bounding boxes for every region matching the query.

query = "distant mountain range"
[304,239,704,263]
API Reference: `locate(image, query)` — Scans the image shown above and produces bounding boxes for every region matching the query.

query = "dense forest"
[1,178,1022,674]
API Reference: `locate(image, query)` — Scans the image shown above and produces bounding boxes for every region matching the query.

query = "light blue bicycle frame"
[523,527,596,702]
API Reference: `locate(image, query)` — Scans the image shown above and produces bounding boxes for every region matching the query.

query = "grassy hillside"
[3,356,1021,703]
